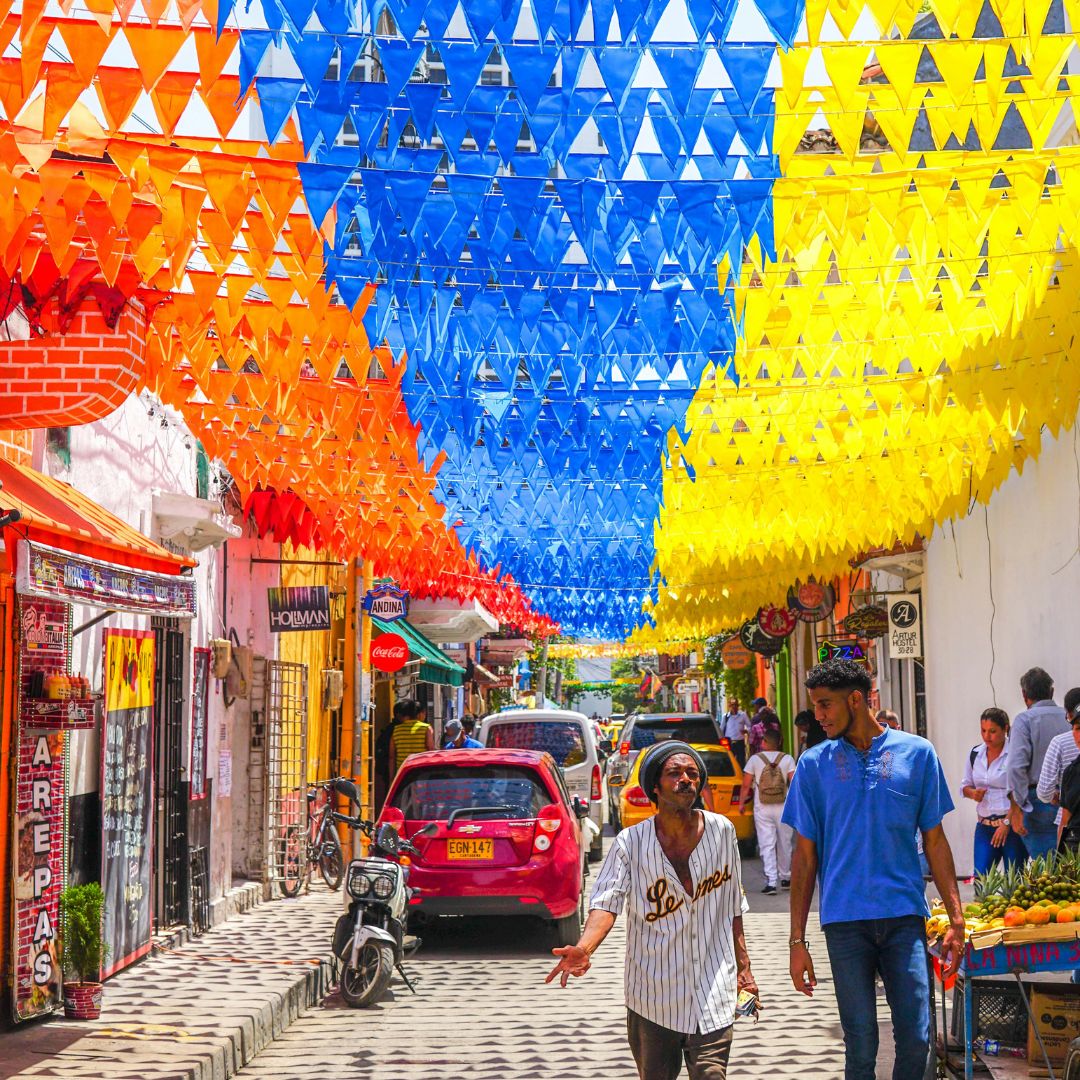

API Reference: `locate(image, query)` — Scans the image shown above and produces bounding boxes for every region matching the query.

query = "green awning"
[371,617,465,687]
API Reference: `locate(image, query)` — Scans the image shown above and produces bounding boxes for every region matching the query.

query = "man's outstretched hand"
[546,944,590,987]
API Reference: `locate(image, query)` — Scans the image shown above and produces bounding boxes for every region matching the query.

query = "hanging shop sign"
[739,619,785,658]
[842,604,890,639]
[370,633,409,673]
[757,605,798,639]
[361,582,409,622]
[12,597,70,1021]
[787,580,837,623]
[267,585,331,633]
[101,630,155,978]
[15,539,196,618]
[190,648,211,800]
[817,639,869,666]
[888,594,923,660]
[720,636,754,671]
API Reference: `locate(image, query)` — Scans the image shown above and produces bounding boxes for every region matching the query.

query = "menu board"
[101,630,155,977]
[190,648,210,800]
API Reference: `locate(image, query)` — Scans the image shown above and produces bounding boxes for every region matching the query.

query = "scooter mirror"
[375,822,401,854]
[415,822,438,838]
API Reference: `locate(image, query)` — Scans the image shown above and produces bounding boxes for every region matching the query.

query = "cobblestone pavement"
[239,848,901,1080]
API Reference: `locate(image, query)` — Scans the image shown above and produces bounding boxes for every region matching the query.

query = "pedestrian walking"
[1036,687,1080,846]
[794,707,826,752]
[388,698,434,774]
[748,701,781,756]
[875,709,900,730]
[1056,707,1080,851]
[783,659,964,1080]
[722,697,749,766]
[961,708,1026,874]
[739,729,795,894]
[1006,667,1069,858]
[442,717,482,749]
[546,740,757,1080]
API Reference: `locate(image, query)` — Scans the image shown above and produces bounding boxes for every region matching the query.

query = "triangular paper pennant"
[376,38,423,100]
[124,24,187,92]
[651,47,705,118]
[256,77,304,143]
[598,46,642,110]
[503,44,561,114]
[719,42,774,114]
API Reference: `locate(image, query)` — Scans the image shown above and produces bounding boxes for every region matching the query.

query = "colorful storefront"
[0,458,194,1022]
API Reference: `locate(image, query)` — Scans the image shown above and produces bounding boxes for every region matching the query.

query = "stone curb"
[1,888,342,1080]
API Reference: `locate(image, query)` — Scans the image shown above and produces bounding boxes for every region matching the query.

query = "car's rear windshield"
[486,721,586,767]
[699,750,737,779]
[629,717,720,750]
[391,766,551,820]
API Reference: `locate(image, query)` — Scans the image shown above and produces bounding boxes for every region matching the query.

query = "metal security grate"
[265,661,308,896]
[188,845,210,935]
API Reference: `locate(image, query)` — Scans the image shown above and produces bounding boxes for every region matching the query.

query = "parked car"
[617,739,756,856]
[378,749,589,946]
[606,713,723,833]
[477,708,605,862]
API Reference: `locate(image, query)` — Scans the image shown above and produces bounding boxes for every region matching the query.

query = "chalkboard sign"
[190,648,210,800]
[101,630,155,977]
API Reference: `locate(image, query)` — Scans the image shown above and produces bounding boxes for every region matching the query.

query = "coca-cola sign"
[370,633,409,673]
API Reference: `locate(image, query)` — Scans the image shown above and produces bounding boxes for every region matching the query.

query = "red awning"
[0,458,195,575]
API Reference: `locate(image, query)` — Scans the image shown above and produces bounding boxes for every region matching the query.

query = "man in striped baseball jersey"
[546,740,756,1080]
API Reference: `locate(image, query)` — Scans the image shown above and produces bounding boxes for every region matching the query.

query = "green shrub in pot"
[59,883,107,1018]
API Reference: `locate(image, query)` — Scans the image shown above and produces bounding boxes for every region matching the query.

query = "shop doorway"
[265,660,308,895]
[152,618,189,928]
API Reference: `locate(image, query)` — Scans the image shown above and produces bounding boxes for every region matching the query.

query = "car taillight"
[619,742,630,755]
[534,804,562,853]
[624,785,652,807]
[730,789,741,805]
[591,765,602,801]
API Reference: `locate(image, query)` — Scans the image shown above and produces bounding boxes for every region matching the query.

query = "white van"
[477,708,604,862]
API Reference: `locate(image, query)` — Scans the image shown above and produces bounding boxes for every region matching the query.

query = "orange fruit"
[1057,908,1076,923]
[1027,906,1052,925]
[1004,908,1028,927]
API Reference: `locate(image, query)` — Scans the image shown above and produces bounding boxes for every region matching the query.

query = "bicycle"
[280,777,355,896]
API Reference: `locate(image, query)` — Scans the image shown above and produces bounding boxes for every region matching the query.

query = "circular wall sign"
[757,605,798,639]
[739,619,785,657]
[370,633,409,673]
[720,636,754,671]
[787,581,837,623]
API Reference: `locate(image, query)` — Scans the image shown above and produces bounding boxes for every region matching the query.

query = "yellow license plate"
[447,838,494,860]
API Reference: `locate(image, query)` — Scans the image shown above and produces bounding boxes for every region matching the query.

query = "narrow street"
[238,842,884,1080]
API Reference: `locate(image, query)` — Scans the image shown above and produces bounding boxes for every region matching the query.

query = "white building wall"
[923,414,1080,876]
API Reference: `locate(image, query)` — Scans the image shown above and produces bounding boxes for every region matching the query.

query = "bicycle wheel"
[279,824,305,897]
[319,827,345,891]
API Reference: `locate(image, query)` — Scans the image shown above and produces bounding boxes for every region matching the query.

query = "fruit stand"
[927,857,1080,1079]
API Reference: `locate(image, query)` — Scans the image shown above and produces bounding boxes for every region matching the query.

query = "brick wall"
[0,428,33,465]
[0,301,146,430]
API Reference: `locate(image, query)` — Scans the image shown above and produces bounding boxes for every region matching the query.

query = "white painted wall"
[923,414,1080,876]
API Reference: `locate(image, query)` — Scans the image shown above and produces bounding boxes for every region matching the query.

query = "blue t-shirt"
[782,727,954,926]
[442,736,483,750]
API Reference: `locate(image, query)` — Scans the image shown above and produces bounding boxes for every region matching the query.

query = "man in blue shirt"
[442,718,482,750]
[783,658,964,1080]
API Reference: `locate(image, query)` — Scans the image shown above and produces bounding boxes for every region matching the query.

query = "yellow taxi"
[600,720,624,745]
[618,740,756,854]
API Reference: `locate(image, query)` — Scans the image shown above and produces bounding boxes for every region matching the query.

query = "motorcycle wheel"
[319,830,344,891]
[278,825,305,898]
[340,941,395,1008]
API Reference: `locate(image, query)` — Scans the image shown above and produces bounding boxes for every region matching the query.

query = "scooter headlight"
[348,869,372,898]
[372,873,395,900]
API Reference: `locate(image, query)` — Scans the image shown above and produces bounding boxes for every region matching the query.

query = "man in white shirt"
[739,730,796,895]
[546,740,757,1080]
[722,697,750,767]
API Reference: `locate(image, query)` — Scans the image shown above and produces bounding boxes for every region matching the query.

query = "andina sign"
[267,586,331,633]
[362,583,409,622]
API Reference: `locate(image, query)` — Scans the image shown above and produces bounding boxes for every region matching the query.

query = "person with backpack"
[740,729,796,895]
[961,707,1026,874]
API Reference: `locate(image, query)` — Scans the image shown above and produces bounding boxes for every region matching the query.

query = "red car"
[378,749,587,946]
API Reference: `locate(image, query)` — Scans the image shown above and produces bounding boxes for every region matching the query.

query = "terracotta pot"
[63,981,103,1019]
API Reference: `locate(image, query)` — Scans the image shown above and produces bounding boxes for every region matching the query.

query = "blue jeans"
[1023,787,1059,859]
[823,915,931,1080]
[973,822,1028,875]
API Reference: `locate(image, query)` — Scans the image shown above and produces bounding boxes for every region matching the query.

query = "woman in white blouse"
[961,708,1028,874]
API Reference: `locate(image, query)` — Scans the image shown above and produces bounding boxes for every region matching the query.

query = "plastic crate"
[951,979,1029,1048]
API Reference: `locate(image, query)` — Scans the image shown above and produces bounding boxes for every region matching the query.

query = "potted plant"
[59,882,107,1019]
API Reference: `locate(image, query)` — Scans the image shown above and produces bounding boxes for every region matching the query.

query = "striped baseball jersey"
[590,811,748,1034]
